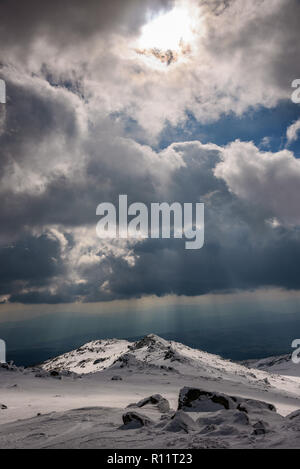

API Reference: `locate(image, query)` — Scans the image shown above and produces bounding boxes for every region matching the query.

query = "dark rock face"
[178,387,237,412]
[114,353,144,369]
[237,399,276,414]
[286,409,300,421]
[129,334,167,353]
[163,410,198,433]
[127,394,170,413]
[252,421,268,435]
[111,375,122,381]
[178,387,277,414]
[0,404,7,409]
[93,357,108,365]
[122,411,153,428]
[163,348,188,364]
[0,363,17,371]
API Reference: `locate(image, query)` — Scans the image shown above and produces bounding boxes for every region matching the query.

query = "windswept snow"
[243,354,300,378]
[1,334,300,448]
[42,339,132,374]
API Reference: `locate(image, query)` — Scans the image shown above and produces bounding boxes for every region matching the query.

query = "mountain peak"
[130,334,170,351]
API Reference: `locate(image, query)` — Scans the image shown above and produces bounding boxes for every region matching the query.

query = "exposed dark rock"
[111,375,122,381]
[129,334,167,352]
[286,409,300,421]
[178,387,277,414]
[252,421,268,435]
[237,399,276,414]
[93,357,108,365]
[128,394,170,413]
[178,387,236,412]
[122,411,153,428]
[49,370,62,379]
[163,410,198,433]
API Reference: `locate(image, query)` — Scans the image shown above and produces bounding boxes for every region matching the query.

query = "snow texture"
[1,334,300,448]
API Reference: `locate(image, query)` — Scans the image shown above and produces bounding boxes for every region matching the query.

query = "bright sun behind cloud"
[139,7,194,51]
[135,6,198,67]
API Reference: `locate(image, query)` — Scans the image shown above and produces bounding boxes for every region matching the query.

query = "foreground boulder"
[178,387,237,412]
[252,421,269,435]
[128,394,170,413]
[287,410,300,421]
[164,410,198,433]
[178,387,276,414]
[122,411,153,429]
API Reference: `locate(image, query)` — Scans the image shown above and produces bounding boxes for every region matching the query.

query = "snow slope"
[42,338,131,374]
[243,354,300,378]
[1,334,300,448]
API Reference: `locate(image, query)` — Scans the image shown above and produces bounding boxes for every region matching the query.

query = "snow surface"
[243,354,300,378]
[1,334,300,448]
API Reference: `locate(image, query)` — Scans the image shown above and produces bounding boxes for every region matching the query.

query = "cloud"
[214,140,300,225]
[1,0,300,305]
[287,119,300,144]
[0,0,173,56]
[0,230,66,299]
[2,0,300,139]
[2,135,300,304]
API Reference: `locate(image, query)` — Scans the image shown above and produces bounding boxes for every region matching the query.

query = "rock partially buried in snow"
[164,410,198,433]
[178,387,237,412]
[236,399,276,415]
[197,409,250,432]
[286,409,300,421]
[128,394,170,413]
[129,334,168,351]
[0,404,7,410]
[178,387,277,414]
[252,421,269,435]
[111,375,122,381]
[122,411,153,429]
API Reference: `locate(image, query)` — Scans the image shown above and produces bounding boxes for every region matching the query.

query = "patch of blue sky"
[157,100,300,155]
[110,101,300,156]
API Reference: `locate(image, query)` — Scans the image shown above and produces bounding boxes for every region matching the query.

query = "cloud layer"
[1,0,300,304]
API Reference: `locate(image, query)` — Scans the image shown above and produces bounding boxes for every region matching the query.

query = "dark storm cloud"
[0,0,173,54]
[4,139,300,304]
[1,0,300,305]
[104,221,300,299]
[204,0,300,95]
[1,73,300,303]
[0,230,66,297]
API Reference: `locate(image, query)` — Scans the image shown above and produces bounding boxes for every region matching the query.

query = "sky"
[1,0,300,359]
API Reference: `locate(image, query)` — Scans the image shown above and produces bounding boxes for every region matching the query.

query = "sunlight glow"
[139,7,194,51]
[135,6,197,67]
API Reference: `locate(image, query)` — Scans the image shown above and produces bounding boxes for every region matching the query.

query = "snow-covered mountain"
[42,334,261,379]
[1,334,300,449]
[40,334,274,386]
[42,338,132,374]
[243,353,300,378]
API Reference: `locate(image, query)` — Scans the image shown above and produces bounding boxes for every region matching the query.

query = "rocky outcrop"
[178,387,238,412]
[178,387,276,414]
[163,410,198,433]
[122,411,153,428]
[128,394,170,413]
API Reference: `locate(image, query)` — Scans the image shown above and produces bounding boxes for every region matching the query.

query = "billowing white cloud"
[2,0,299,138]
[287,119,300,144]
[214,140,300,225]
[2,0,300,304]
